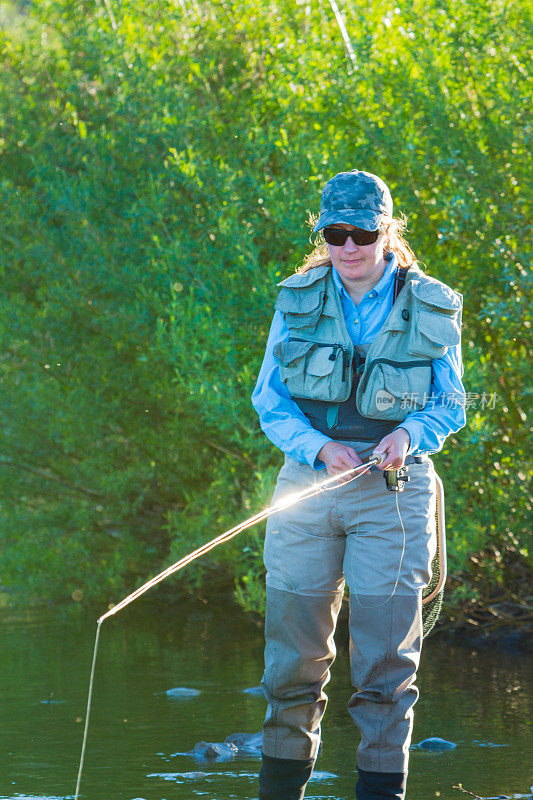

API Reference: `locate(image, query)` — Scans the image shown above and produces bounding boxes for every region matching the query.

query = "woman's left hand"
[373,428,411,470]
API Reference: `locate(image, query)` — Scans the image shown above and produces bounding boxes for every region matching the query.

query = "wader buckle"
[385,467,410,492]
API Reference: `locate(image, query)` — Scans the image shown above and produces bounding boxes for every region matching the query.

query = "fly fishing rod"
[74,455,383,799]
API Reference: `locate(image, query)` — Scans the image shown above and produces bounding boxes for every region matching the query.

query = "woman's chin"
[338,262,367,279]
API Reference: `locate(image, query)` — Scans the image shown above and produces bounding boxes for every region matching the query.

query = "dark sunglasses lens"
[323,228,349,245]
[355,229,380,245]
[323,227,379,246]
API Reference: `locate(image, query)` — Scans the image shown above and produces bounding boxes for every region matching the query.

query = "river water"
[0,599,531,800]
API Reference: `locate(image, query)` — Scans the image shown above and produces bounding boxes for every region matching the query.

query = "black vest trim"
[294,370,397,441]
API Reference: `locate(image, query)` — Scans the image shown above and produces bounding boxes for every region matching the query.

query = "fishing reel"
[367,454,410,491]
[384,467,410,492]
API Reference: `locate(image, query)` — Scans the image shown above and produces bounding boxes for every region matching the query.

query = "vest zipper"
[291,339,351,382]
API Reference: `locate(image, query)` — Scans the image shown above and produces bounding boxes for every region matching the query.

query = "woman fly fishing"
[251,169,466,800]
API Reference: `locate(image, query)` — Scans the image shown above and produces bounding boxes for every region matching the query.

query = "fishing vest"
[273,263,462,440]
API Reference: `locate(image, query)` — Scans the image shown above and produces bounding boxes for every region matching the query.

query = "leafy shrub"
[0,0,529,616]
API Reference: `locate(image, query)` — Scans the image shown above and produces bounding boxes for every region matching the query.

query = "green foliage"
[0,0,530,617]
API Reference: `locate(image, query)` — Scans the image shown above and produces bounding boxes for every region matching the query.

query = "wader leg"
[260,458,346,797]
[347,592,422,775]
[342,461,436,786]
[261,586,344,761]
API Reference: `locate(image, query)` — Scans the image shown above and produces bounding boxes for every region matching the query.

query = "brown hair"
[298,212,418,274]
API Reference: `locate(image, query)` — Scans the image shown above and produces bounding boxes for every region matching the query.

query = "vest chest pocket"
[273,339,313,390]
[275,285,324,333]
[407,282,462,359]
[356,359,432,421]
[274,340,351,403]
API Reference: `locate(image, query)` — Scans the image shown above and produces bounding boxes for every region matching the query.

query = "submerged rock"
[182,731,263,761]
[185,740,239,761]
[164,687,201,699]
[417,737,457,750]
[178,729,323,763]
[225,731,263,756]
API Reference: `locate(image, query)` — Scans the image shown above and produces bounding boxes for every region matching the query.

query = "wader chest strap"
[393,265,409,303]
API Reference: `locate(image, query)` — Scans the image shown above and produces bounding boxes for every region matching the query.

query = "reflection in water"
[0,600,531,800]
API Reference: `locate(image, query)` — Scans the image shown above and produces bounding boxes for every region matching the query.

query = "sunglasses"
[322,227,380,247]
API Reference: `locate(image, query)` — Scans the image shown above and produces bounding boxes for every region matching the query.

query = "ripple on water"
[147,769,338,783]
[148,770,258,782]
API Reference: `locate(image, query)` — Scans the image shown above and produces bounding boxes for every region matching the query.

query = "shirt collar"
[332,251,397,300]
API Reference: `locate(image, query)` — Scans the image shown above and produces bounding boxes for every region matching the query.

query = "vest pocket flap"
[275,286,323,315]
[411,280,462,313]
[356,359,431,422]
[276,339,349,403]
[416,308,461,348]
[306,347,336,377]
[380,363,410,397]
[408,280,462,358]
[274,339,314,365]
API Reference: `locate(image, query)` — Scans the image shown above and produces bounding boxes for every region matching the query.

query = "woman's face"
[325,223,386,287]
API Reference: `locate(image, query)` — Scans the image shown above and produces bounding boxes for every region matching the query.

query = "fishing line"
[74,621,102,800]
[73,456,382,798]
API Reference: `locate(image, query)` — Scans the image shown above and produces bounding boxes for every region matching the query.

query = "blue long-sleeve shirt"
[252,254,466,469]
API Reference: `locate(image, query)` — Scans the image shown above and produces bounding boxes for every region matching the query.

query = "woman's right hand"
[317,441,363,481]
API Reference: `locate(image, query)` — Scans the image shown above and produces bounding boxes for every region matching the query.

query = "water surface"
[0,600,531,800]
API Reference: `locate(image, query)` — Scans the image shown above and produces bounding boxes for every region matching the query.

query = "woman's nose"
[343,235,359,252]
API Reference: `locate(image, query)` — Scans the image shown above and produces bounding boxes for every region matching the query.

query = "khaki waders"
[260,456,437,785]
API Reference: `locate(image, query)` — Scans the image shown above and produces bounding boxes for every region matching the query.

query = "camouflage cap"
[313,169,393,233]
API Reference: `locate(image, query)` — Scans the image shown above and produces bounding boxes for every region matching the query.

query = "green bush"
[0,0,530,617]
